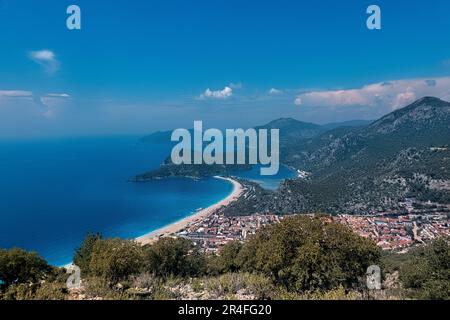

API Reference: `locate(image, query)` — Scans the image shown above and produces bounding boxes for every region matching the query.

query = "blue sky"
[1,0,450,137]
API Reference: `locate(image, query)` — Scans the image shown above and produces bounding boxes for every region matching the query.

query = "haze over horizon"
[1,0,450,137]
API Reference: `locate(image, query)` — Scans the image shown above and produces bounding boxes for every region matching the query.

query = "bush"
[236,216,380,293]
[215,241,242,274]
[144,238,205,278]
[84,277,130,300]
[274,286,361,300]
[89,238,144,284]
[0,248,53,288]
[1,283,37,300]
[239,273,274,300]
[202,273,274,299]
[1,281,68,300]
[33,282,68,300]
[400,239,450,300]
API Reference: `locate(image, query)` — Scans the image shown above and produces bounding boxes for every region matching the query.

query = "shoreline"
[135,176,243,245]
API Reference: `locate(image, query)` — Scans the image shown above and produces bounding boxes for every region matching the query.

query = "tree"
[0,248,52,288]
[400,238,450,300]
[89,238,144,284]
[144,238,205,278]
[219,241,242,272]
[237,216,380,293]
[73,233,102,276]
[207,241,242,275]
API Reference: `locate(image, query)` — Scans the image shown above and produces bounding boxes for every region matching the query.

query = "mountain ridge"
[137,97,450,216]
[140,118,373,144]
[264,97,450,215]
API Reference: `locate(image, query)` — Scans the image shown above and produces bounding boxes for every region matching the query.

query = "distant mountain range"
[137,97,450,215]
[136,117,372,181]
[140,119,373,145]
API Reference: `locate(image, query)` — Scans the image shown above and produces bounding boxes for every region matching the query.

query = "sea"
[0,136,294,266]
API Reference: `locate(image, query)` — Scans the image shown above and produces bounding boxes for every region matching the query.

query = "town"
[175,210,449,254]
[335,212,450,252]
[176,213,283,254]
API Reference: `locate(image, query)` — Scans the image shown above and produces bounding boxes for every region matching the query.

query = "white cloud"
[30,50,55,61]
[0,90,32,98]
[269,88,283,95]
[46,93,71,98]
[294,77,450,109]
[199,86,233,100]
[0,89,71,119]
[29,50,60,74]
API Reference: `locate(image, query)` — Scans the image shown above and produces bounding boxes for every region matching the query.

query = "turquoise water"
[0,137,233,266]
[233,165,296,190]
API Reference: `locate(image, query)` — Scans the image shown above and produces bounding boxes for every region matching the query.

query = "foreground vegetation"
[1,216,448,300]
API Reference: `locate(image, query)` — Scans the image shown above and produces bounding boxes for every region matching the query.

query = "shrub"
[400,238,450,300]
[89,238,144,284]
[215,241,242,273]
[144,238,205,278]
[1,283,37,300]
[84,277,130,300]
[0,248,52,288]
[237,216,380,293]
[33,282,68,300]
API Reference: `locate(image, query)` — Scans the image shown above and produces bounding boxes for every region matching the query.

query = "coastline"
[135,176,243,245]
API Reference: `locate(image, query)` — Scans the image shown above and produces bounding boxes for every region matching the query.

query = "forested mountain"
[138,97,450,215]
[274,97,450,215]
[137,117,368,180]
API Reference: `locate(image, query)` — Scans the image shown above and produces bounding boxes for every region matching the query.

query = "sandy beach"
[136,176,243,245]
